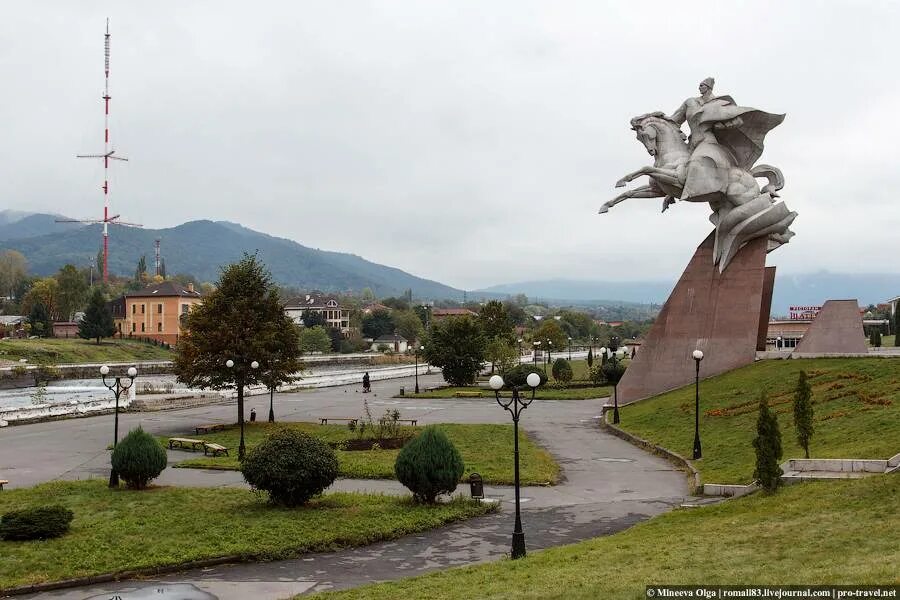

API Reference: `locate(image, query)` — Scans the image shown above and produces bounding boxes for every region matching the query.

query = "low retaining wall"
[1,396,132,425]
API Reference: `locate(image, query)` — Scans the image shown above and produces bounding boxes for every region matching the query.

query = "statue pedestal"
[618,232,773,405]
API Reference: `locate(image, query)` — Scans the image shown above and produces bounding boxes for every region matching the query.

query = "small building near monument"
[371,333,408,353]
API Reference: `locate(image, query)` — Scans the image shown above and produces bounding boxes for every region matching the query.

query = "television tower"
[58,19,142,282]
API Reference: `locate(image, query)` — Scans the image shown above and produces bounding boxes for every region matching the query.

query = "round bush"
[0,505,73,541]
[551,358,573,383]
[111,426,167,489]
[602,361,627,385]
[501,364,547,388]
[241,428,338,507]
[394,426,464,504]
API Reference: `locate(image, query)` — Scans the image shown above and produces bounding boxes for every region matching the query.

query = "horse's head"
[630,112,687,157]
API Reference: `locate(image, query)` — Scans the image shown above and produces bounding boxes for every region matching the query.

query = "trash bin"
[469,473,484,499]
[399,387,405,396]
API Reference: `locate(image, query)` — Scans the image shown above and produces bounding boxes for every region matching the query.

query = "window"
[157,304,163,314]
[181,304,190,315]
[131,304,136,315]
[157,323,163,332]
[141,323,145,332]
[131,323,136,332]
[141,304,145,314]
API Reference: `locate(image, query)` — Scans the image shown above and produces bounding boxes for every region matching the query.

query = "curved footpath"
[5,373,690,600]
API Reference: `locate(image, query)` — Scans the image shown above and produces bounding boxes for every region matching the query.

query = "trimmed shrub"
[793,370,814,459]
[111,427,168,490]
[241,428,338,507]
[551,358,573,383]
[501,364,547,388]
[0,505,73,541]
[394,426,464,504]
[601,361,627,385]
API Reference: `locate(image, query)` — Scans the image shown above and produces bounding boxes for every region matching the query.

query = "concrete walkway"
[3,372,691,599]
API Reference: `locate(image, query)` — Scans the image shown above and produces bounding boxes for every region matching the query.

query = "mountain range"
[1,210,897,313]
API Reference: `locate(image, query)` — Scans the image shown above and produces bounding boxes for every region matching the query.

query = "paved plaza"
[2,372,690,599]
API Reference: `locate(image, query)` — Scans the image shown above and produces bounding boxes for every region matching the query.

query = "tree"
[478,300,513,342]
[159,258,167,279]
[134,256,148,284]
[485,337,518,374]
[78,289,116,344]
[793,370,814,459]
[27,302,52,337]
[503,301,528,327]
[301,308,327,328]
[56,265,88,321]
[361,287,376,302]
[533,319,568,349]
[552,358,573,383]
[393,309,424,343]
[423,316,486,386]
[362,308,395,339]
[0,250,27,300]
[174,254,302,459]
[587,347,594,368]
[21,278,59,321]
[300,326,332,353]
[753,392,783,493]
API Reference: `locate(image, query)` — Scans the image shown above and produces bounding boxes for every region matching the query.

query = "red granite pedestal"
[793,300,867,354]
[617,232,773,405]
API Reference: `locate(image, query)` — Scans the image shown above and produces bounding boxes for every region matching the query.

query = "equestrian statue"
[599,77,797,272]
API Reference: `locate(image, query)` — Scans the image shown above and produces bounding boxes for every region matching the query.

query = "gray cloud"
[2,1,898,290]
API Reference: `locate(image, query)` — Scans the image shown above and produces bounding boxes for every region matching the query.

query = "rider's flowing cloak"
[699,96,785,170]
[682,96,785,201]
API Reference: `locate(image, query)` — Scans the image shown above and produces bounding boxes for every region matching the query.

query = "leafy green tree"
[174,254,302,459]
[78,289,116,344]
[300,325,332,353]
[21,277,59,321]
[362,308,395,339]
[134,256,148,284]
[394,309,425,343]
[753,392,783,493]
[423,316,486,386]
[27,301,52,337]
[793,370,814,458]
[485,337,518,374]
[382,296,410,311]
[55,264,88,321]
[533,319,568,349]
[0,250,27,300]
[478,300,513,342]
[159,258,167,279]
[504,301,528,327]
[551,358,573,383]
[301,308,327,328]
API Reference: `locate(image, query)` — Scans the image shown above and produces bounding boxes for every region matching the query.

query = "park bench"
[168,437,206,452]
[0,479,7,491]
[195,423,228,435]
[319,417,358,426]
[395,419,418,426]
[454,391,483,398]
[203,442,229,457]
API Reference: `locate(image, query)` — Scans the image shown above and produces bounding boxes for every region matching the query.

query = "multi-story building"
[109,281,203,345]
[285,292,350,334]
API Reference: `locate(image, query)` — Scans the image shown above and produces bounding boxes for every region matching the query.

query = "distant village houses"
[284,292,351,334]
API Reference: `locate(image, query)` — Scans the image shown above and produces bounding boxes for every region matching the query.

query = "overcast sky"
[2,2,899,290]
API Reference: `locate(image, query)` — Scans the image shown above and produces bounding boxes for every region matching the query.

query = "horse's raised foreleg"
[615,166,680,188]
[599,184,664,214]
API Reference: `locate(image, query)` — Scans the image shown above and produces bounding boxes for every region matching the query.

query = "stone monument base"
[617,232,773,405]
[793,300,867,354]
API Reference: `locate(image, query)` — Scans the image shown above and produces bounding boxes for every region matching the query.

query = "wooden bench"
[203,442,229,457]
[319,418,358,426]
[168,437,206,451]
[395,419,418,426]
[454,391,483,398]
[0,479,8,491]
[195,423,227,435]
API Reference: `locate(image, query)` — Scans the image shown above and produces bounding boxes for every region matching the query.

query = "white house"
[371,333,408,353]
[284,292,350,334]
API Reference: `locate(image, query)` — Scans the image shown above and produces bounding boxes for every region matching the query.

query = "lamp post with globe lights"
[568,337,572,360]
[226,358,259,460]
[600,343,627,424]
[533,340,541,367]
[414,344,424,394]
[692,349,704,459]
[489,371,541,559]
[100,364,138,487]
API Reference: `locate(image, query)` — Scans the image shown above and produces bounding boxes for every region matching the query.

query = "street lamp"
[517,338,523,359]
[489,371,541,560]
[100,364,138,487]
[533,341,540,366]
[568,337,572,360]
[692,349,704,460]
[226,357,259,460]
[600,343,627,424]
[545,340,552,372]
[414,345,424,394]
[776,336,782,351]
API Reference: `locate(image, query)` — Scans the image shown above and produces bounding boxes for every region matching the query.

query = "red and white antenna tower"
[58,19,142,282]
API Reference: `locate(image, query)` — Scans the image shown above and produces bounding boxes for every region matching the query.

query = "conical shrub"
[394,426,464,504]
[753,392,783,493]
[111,426,168,489]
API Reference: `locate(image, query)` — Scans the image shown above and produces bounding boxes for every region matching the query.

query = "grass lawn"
[618,357,900,484]
[404,385,610,401]
[309,475,899,599]
[169,422,560,485]
[0,338,173,365]
[0,480,496,591]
